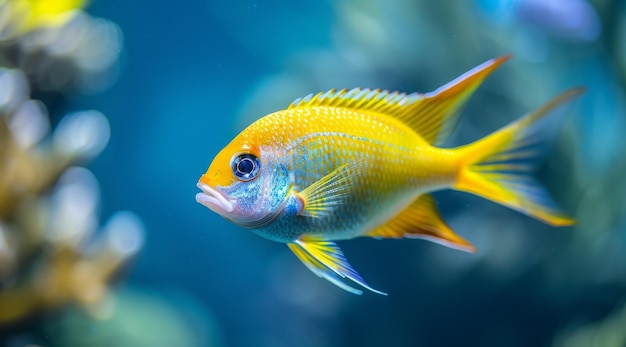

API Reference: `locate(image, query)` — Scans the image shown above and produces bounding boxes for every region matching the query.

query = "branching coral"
[0,0,143,328]
[0,0,121,92]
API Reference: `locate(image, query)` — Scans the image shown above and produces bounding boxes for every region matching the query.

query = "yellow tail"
[453,88,584,226]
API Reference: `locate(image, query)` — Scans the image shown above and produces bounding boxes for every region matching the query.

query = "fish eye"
[231,153,260,181]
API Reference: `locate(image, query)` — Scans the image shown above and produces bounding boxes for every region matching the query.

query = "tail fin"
[453,88,584,226]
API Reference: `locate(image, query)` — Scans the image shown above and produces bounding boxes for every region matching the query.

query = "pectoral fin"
[288,237,387,295]
[366,194,476,252]
[296,162,360,218]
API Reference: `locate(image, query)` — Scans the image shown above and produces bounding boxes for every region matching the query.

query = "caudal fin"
[453,88,584,226]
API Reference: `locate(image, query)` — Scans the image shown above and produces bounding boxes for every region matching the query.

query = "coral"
[0,0,143,330]
[0,0,121,93]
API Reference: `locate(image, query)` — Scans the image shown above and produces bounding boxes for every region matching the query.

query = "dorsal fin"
[288,56,510,146]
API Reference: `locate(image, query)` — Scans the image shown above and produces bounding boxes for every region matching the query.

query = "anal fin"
[366,194,476,253]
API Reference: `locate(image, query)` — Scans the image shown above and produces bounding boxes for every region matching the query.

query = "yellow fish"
[196,56,583,295]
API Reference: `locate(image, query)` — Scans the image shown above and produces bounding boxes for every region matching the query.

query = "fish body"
[197,56,583,295]
[237,105,456,243]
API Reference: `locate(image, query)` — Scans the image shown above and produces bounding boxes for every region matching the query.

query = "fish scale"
[249,107,453,240]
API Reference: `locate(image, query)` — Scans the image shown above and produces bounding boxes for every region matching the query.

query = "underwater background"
[1,0,626,346]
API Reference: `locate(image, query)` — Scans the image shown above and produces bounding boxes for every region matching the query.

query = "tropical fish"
[196,56,583,295]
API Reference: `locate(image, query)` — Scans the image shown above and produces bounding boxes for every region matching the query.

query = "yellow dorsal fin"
[366,194,476,252]
[288,56,510,145]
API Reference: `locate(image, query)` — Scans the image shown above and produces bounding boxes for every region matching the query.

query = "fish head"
[196,134,292,229]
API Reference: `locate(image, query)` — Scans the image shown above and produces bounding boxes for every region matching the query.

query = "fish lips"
[196,182,234,214]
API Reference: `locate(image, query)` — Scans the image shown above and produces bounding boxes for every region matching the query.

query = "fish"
[196,56,584,295]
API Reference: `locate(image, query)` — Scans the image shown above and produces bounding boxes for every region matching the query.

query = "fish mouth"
[196,182,234,214]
